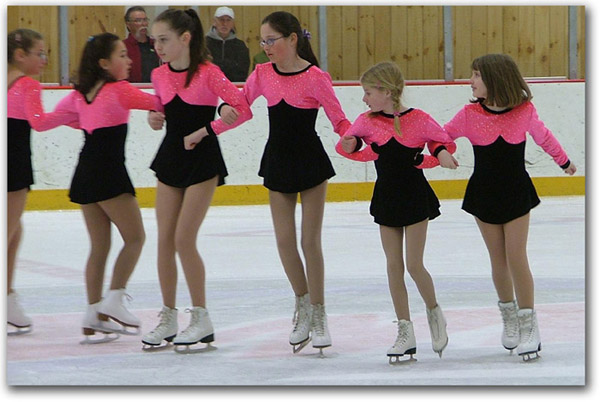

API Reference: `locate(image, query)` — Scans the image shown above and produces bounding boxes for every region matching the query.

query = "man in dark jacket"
[123,6,160,82]
[205,6,250,82]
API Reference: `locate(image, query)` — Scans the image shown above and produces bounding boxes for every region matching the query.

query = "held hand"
[564,163,577,175]
[340,136,358,153]
[437,149,459,169]
[183,127,209,150]
[148,111,165,130]
[221,105,240,125]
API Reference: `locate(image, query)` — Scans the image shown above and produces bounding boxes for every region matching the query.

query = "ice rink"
[4,197,585,388]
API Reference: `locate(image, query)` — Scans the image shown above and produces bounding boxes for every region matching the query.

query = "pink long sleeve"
[336,109,455,168]
[444,101,569,167]
[243,62,350,136]
[8,76,79,131]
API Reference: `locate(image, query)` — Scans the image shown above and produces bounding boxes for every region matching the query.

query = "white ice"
[5,197,585,387]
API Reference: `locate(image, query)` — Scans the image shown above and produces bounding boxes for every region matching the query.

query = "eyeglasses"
[129,18,150,23]
[259,36,284,47]
[29,51,48,61]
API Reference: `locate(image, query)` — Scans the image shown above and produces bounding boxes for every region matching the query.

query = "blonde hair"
[470,53,532,108]
[360,61,405,136]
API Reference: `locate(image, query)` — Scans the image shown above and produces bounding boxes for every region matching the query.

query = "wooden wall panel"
[7,5,585,84]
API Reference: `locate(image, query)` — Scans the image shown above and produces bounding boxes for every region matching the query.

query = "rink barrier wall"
[23,80,585,211]
[25,176,585,211]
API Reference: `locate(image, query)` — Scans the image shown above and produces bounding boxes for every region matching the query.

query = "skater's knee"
[123,229,145,251]
[300,236,321,257]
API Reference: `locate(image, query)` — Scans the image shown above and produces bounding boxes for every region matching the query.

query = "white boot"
[427,305,448,357]
[142,306,178,348]
[7,292,32,335]
[289,293,312,352]
[97,288,141,335]
[387,319,417,363]
[311,303,332,351]
[81,302,121,344]
[517,308,541,361]
[498,300,519,351]
[173,307,214,349]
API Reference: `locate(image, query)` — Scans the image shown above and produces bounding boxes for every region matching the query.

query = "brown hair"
[8,28,43,64]
[360,61,405,136]
[470,53,532,108]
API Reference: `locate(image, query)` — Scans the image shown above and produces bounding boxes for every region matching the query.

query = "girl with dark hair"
[218,11,350,354]
[142,8,252,352]
[7,28,78,335]
[52,32,163,343]
[444,53,577,361]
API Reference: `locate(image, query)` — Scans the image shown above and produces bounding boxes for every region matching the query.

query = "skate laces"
[178,308,202,337]
[291,298,309,332]
[500,305,519,337]
[393,320,410,346]
[312,305,326,336]
[519,313,535,342]
[149,309,171,333]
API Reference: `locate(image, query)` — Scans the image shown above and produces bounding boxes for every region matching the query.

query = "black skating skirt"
[462,137,540,224]
[151,96,226,188]
[259,100,335,193]
[8,118,33,192]
[69,124,135,204]
[370,139,440,227]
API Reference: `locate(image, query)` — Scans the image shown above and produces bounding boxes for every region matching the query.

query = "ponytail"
[155,8,211,87]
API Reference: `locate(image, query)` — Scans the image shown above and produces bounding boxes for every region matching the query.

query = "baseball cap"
[215,7,234,19]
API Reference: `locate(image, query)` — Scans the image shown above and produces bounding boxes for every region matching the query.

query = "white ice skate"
[97,288,141,335]
[142,306,178,351]
[173,307,215,354]
[81,302,121,345]
[427,305,448,358]
[498,300,519,353]
[7,292,32,336]
[311,303,331,355]
[387,319,417,364]
[289,293,311,353]
[517,308,541,361]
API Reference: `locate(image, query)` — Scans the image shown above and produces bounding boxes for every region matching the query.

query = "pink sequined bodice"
[244,62,350,136]
[336,109,456,166]
[8,76,77,131]
[444,102,569,166]
[151,62,252,134]
[53,80,162,133]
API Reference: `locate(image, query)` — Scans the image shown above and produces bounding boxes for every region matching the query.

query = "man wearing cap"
[206,6,250,82]
[123,6,160,82]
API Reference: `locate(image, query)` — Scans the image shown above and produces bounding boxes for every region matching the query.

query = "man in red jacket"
[123,6,160,83]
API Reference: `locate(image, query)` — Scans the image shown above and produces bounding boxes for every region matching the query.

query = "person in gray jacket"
[206,7,250,82]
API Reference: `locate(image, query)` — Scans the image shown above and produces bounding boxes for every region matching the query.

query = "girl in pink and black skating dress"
[142,9,252,351]
[237,11,352,353]
[53,32,163,343]
[337,62,458,363]
[443,54,576,361]
[7,28,78,335]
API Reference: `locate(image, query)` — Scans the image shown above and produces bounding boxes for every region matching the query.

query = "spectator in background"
[206,6,250,82]
[252,49,269,71]
[124,6,160,82]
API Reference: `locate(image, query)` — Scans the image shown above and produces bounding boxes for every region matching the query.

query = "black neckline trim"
[272,63,313,76]
[168,63,189,73]
[379,108,414,118]
[480,103,513,115]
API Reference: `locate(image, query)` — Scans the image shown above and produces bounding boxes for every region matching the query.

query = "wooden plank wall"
[7,5,585,84]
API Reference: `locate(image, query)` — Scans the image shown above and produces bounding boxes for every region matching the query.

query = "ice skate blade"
[8,324,32,336]
[174,343,216,354]
[388,355,417,365]
[80,333,120,345]
[518,344,542,362]
[291,337,311,354]
[142,342,174,352]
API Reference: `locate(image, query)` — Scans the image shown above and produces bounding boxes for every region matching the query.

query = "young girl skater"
[224,11,352,354]
[7,29,78,335]
[142,9,252,352]
[443,54,577,361]
[52,32,163,343]
[337,62,457,363]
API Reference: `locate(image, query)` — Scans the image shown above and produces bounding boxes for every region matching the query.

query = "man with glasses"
[124,6,159,82]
